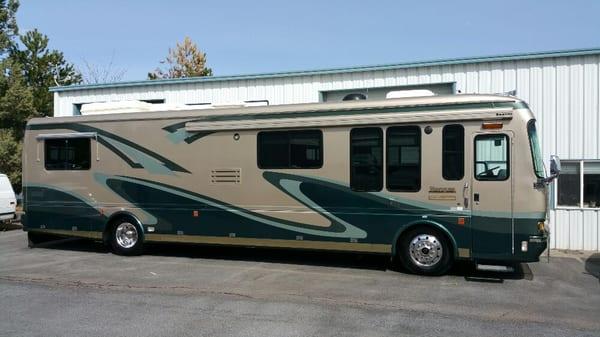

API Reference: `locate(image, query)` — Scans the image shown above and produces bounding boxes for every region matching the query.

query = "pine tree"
[0,59,34,138]
[11,29,81,117]
[0,0,18,56]
[0,129,22,191]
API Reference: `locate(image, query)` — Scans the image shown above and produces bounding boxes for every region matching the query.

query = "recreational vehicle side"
[21,94,558,275]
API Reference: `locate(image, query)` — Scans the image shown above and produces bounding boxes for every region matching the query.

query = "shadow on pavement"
[32,235,528,281]
[584,253,600,280]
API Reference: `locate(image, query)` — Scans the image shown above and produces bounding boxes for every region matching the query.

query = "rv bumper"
[514,233,548,263]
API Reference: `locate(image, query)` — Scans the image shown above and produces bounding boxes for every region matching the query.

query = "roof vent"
[342,93,367,101]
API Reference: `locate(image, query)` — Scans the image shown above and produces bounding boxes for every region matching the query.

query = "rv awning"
[36,132,97,140]
[185,107,513,132]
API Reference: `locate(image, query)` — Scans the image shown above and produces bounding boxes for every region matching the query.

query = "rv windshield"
[527,120,545,178]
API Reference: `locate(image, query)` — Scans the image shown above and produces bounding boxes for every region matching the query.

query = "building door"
[470,132,513,259]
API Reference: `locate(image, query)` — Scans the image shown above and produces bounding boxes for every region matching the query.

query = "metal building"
[50,47,600,251]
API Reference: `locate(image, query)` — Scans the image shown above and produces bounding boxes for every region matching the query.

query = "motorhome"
[21,94,559,275]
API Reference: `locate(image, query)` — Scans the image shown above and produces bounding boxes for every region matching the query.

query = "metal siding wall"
[53,54,600,250]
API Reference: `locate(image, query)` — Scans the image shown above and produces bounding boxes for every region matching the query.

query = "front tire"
[398,227,453,276]
[110,218,144,256]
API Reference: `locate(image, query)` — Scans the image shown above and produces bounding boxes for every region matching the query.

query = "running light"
[482,122,503,129]
[537,221,546,232]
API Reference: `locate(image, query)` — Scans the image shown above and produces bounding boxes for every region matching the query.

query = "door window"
[474,134,509,181]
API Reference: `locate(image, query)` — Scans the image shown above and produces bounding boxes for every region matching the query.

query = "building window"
[44,138,91,170]
[350,128,383,192]
[387,126,421,191]
[257,130,322,169]
[557,161,600,208]
[442,124,464,180]
[474,134,509,181]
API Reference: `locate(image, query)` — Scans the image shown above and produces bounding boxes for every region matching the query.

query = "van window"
[45,138,91,170]
[474,134,509,181]
[442,125,465,180]
[350,128,383,191]
[257,130,322,169]
[387,126,421,191]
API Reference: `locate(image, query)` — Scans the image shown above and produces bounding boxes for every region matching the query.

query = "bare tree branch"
[79,52,126,84]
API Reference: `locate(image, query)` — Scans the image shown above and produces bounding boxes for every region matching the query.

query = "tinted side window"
[387,126,421,191]
[474,134,509,181]
[442,124,465,180]
[350,128,383,192]
[257,130,322,169]
[44,138,91,170]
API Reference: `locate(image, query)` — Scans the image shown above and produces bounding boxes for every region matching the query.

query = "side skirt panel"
[145,234,392,253]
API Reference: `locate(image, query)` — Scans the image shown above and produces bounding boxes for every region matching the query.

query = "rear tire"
[398,227,453,276]
[109,218,144,256]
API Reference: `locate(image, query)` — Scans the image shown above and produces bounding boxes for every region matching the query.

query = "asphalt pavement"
[0,230,598,337]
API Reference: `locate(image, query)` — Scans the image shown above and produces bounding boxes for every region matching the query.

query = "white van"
[0,174,16,223]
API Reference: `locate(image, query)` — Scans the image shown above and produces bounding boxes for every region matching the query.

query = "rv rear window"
[44,138,91,171]
[257,130,322,169]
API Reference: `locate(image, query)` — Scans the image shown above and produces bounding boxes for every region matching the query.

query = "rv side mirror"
[550,155,561,176]
[545,155,561,183]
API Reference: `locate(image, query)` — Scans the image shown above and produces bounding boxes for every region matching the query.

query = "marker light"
[537,221,546,232]
[521,241,528,252]
[482,122,503,129]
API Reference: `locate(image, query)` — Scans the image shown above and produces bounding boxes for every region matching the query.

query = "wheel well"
[103,212,143,244]
[393,222,457,258]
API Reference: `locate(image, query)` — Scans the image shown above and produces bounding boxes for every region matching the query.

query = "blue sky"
[17,0,600,82]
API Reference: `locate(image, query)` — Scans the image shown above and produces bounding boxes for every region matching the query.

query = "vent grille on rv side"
[211,168,242,184]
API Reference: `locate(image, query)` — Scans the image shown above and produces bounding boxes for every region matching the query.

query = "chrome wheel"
[115,222,138,249]
[408,234,443,267]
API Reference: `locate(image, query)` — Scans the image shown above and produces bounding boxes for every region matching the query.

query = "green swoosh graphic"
[279,179,367,239]
[96,173,366,239]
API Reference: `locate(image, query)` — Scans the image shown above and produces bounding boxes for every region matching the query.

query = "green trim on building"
[50,47,600,93]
